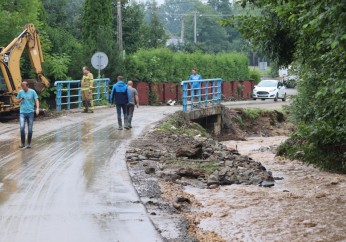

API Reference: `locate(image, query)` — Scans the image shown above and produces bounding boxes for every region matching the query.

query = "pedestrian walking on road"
[81,66,94,113]
[110,76,129,130]
[16,81,40,148]
[127,80,139,128]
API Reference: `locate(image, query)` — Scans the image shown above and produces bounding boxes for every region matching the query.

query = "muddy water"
[0,107,177,242]
[185,136,346,242]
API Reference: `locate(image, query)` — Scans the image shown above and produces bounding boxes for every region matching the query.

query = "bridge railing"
[181,78,223,112]
[54,78,110,111]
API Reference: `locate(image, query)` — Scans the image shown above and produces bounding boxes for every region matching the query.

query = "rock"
[208,184,219,189]
[176,143,203,159]
[250,175,262,184]
[218,167,229,176]
[225,160,235,167]
[145,167,156,174]
[274,177,284,180]
[150,212,157,215]
[173,202,181,210]
[161,172,181,182]
[177,168,204,179]
[175,196,191,204]
[204,147,213,153]
[126,153,138,159]
[207,174,220,186]
[302,220,317,227]
[242,170,253,178]
[202,152,210,158]
[207,139,216,146]
[258,181,275,187]
[138,155,146,160]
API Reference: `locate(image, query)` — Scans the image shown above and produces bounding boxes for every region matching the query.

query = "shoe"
[118,127,123,130]
[124,126,130,129]
[26,144,31,149]
[89,110,94,113]
[19,144,25,148]
[128,125,132,128]
[83,109,88,113]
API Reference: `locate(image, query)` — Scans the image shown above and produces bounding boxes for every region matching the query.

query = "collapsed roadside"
[125,107,297,241]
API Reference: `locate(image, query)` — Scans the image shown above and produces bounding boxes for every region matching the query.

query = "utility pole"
[180,16,184,44]
[193,12,197,43]
[117,0,123,55]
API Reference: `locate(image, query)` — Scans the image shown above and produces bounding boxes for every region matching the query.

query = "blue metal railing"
[181,78,223,112]
[54,78,110,111]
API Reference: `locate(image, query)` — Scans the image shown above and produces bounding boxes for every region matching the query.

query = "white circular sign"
[91,52,109,70]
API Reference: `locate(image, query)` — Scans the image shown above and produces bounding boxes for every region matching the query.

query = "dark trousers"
[127,104,135,127]
[116,104,128,127]
[20,112,34,145]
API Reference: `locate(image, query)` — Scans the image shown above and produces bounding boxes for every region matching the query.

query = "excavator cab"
[0,24,49,113]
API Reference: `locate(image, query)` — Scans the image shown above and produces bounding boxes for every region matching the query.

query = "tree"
[182,2,230,53]
[82,0,120,78]
[142,1,168,49]
[0,0,41,45]
[121,1,146,54]
[232,0,346,171]
[158,0,195,36]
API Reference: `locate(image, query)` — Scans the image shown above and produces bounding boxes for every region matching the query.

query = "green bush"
[124,48,249,83]
[249,68,261,84]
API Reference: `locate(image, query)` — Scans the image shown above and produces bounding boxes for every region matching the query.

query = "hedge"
[124,48,249,83]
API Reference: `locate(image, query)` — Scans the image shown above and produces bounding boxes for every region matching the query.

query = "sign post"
[91,52,109,78]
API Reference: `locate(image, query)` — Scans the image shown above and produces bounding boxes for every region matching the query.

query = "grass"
[157,115,209,137]
[166,159,219,176]
[242,108,267,120]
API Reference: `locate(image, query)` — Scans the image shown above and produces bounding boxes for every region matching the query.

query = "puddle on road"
[184,136,346,241]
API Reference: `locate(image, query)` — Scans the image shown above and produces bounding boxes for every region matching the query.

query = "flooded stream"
[185,136,346,241]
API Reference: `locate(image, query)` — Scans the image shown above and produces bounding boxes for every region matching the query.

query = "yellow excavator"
[0,23,50,113]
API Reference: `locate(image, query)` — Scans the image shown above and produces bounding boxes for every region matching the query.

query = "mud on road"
[126,108,346,242]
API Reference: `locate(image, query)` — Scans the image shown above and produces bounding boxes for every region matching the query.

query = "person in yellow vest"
[81,66,94,113]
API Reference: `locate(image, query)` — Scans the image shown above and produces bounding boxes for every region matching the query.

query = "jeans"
[20,112,34,145]
[127,104,135,127]
[116,104,128,127]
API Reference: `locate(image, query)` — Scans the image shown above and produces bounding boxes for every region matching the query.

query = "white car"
[253,80,286,101]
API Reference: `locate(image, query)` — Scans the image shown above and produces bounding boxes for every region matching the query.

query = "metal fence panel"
[54,78,110,111]
[181,78,223,112]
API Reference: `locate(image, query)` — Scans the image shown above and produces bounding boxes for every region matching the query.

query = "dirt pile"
[127,131,274,189]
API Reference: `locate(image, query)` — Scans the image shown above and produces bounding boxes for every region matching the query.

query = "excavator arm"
[0,23,49,113]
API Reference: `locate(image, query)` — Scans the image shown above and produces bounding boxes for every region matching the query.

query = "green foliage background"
[233,0,346,171]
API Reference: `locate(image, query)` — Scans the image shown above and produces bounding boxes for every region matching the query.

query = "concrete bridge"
[183,105,224,135]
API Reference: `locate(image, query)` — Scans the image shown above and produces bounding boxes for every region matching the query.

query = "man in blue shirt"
[189,68,202,101]
[16,81,40,148]
[110,76,129,130]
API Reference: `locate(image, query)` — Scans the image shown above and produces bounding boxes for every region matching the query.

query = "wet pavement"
[0,106,178,242]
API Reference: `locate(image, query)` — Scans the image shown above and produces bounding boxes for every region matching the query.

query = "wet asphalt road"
[0,106,178,242]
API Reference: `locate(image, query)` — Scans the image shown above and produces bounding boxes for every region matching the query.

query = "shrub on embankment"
[124,48,249,83]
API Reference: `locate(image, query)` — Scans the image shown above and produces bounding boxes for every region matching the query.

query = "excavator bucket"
[24,79,45,93]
